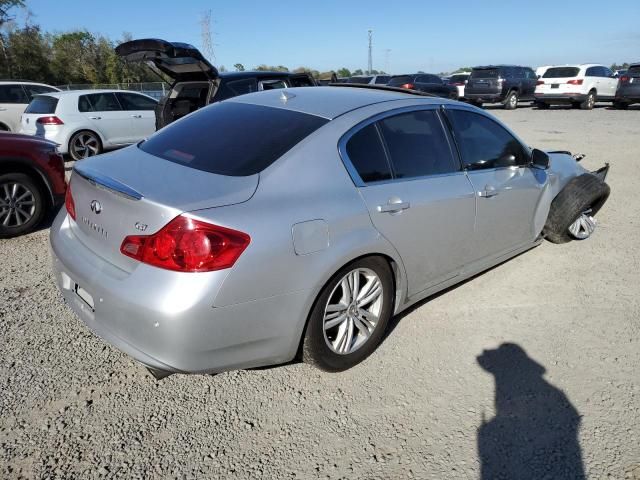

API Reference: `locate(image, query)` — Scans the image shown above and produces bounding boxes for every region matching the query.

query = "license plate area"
[74,283,95,311]
[551,84,559,89]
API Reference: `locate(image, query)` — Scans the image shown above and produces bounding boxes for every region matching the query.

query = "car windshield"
[470,69,499,79]
[139,102,328,176]
[544,67,580,78]
[24,95,59,114]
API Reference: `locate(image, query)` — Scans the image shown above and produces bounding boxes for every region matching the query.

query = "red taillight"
[400,83,415,89]
[536,80,545,86]
[120,215,250,273]
[566,79,583,85]
[451,82,464,86]
[36,116,64,125]
[65,182,76,220]
[619,75,630,83]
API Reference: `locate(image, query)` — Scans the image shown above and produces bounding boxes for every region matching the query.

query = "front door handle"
[378,199,410,213]
[89,116,101,120]
[131,114,142,118]
[479,186,499,198]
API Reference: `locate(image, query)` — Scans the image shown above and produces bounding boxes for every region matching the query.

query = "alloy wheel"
[323,268,384,355]
[0,181,36,228]
[568,209,596,240]
[72,133,100,159]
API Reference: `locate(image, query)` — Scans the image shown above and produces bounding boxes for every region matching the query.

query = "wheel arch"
[0,158,55,208]
[0,122,11,131]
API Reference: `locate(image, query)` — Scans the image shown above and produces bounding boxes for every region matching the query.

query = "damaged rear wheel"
[544,173,610,244]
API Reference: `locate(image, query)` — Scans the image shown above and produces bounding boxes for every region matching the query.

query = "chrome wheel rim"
[0,182,36,227]
[588,94,594,109]
[509,94,517,108]
[568,209,596,239]
[323,268,383,355]
[72,133,99,159]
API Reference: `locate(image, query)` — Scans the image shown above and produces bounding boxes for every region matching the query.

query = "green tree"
[336,68,351,78]
[3,24,51,82]
[234,63,245,71]
[352,68,363,75]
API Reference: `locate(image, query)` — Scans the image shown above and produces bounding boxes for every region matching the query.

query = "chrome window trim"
[337,104,461,188]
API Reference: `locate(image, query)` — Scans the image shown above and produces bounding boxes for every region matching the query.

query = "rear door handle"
[89,116,101,120]
[378,200,410,213]
[131,114,142,118]
[479,186,499,198]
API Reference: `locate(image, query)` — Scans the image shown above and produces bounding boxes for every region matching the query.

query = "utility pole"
[367,29,373,75]
[200,10,215,62]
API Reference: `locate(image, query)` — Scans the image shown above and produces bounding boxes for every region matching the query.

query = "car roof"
[472,65,531,69]
[0,80,57,86]
[227,85,454,120]
[219,71,308,79]
[545,64,604,68]
[34,89,154,98]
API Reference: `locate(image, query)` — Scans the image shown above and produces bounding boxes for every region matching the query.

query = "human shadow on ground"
[477,343,585,480]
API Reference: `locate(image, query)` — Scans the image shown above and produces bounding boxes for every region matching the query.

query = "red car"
[0,132,66,238]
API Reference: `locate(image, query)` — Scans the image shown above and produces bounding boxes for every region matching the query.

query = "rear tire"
[580,91,596,110]
[302,257,394,372]
[504,90,518,110]
[69,130,102,161]
[544,173,610,244]
[0,173,45,238]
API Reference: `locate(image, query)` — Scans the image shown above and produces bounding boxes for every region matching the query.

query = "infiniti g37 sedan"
[50,86,610,378]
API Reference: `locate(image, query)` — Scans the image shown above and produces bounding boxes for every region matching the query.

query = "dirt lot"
[1,104,639,479]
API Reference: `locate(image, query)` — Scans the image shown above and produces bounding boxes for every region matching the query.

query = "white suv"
[534,64,618,110]
[19,90,157,160]
[0,81,60,132]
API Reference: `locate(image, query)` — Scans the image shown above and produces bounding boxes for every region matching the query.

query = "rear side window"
[345,124,392,183]
[449,74,469,84]
[470,69,499,79]
[0,84,28,104]
[25,95,59,114]
[544,67,580,78]
[139,102,328,176]
[378,110,457,179]
[116,92,157,110]
[387,76,414,86]
[374,76,390,84]
[215,78,257,101]
[78,93,122,112]
[416,75,442,84]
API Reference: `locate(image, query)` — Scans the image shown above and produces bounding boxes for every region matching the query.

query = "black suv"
[464,65,537,109]
[387,74,458,99]
[116,39,317,129]
[614,63,640,109]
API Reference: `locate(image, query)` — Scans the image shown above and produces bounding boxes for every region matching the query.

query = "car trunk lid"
[114,38,219,82]
[68,147,257,271]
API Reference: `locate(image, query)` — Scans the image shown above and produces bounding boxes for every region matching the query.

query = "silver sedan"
[50,86,610,377]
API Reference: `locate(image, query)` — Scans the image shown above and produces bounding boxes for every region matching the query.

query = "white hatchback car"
[534,64,618,110]
[19,90,157,160]
[0,81,60,132]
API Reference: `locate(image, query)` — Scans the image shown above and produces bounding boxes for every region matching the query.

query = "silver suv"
[0,81,60,132]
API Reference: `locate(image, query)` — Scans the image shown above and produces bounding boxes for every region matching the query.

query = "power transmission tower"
[200,10,215,62]
[367,29,373,74]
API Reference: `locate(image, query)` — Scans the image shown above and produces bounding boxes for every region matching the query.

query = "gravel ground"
[1,104,639,479]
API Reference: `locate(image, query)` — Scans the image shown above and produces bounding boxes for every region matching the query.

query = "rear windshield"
[347,76,373,84]
[543,67,580,78]
[139,102,328,176]
[628,66,640,77]
[387,75,414,86]
[449,74,469,83]
[470,68,499,79]
[25,95,58,114]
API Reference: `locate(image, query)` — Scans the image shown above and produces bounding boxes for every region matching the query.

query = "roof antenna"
[280,90,296,102]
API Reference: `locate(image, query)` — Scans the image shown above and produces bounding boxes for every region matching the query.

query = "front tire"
[544,173,610,244]
[504,90,518,110]
[580,91,596,110]
[303,257,394,372]
[0,173,45,238]
[69,130,102,161]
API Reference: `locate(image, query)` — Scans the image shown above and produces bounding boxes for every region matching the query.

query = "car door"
[444,107,549,264]
[341,107,476,297]
[0,84,29,132]
[115,92,158,141]
[523,68,538,99]
[599,66,617,99]
[78,93,131,146]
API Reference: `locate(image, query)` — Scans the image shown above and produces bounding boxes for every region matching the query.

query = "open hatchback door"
[115,38,218,82]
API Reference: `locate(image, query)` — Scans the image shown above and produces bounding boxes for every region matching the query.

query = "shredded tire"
[544,173,610,244]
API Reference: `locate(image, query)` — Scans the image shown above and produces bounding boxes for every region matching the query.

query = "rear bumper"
[49,211,309,374]
[464,92,505,103]
[534,93,587,104]
[615,87,640,103]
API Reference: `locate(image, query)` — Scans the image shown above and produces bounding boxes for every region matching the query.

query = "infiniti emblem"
[90,200,102,214]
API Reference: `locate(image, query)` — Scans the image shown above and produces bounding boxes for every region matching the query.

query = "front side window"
[377,110,457,179]
[345,124,392,183]
[446,110,528,169]
[139,102,328,176]
[116,92,157,110]
[585,67,598,77]
[0,84,28,104]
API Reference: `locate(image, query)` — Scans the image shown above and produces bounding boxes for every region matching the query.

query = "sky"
[19,0,640,74]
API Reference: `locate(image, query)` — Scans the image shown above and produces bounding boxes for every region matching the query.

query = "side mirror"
[531,148,550,169]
